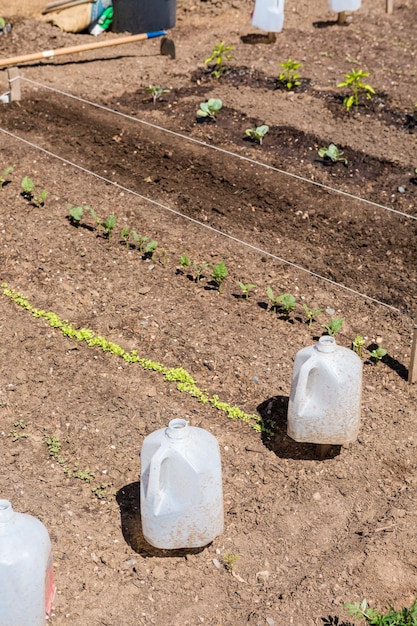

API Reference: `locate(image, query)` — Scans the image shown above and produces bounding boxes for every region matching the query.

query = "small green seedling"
[145,85,170,104]
[197,99,223,120]
[344,597,417,625]
[303,303,324,328]
[223,552,238,571]
[0,166,13,187]
[211,261,228,294]
[21,176,47,206]
[8,420,28,442]
[323,317,344,336]
[45,435,65,465]
[266,286,281,313]
[121,226,131,247]
[277,293,297,319]
[0,18,5,29]
[193,261,210,283]
[369,345,387,366]
[68,204,84,226]
[179,254,190,270]
[101,214,116,238]
[131,232,148,252]
[352,335,366,358]
[91,483,112,500]
[144,240,158,259]
[318,143,348,165]
[245,125,269,145]
[278,58,302,90]
[205,40,234,78]
[337,68,375,111]
[238,281,256,300]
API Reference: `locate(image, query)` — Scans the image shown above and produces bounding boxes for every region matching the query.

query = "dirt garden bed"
[0,1,417,625]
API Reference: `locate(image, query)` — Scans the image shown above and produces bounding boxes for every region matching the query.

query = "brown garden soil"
[1,0,417,625]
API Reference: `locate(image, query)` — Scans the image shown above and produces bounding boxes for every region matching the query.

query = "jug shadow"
[257,396,342,461]
[116,481,206,558]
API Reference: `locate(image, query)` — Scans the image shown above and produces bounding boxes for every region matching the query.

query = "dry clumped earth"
[0,0,417,625]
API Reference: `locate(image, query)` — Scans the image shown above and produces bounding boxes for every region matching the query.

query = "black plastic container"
[111,0,176,34]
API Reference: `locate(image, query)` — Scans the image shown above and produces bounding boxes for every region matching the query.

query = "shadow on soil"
[257,396,342,461]
[116,482,205,558]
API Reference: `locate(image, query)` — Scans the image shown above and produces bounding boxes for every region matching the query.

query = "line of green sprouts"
[1,284,262,433]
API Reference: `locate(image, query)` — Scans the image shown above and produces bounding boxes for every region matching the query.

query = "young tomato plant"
[211,261,228,294]
[197,99,223,120]
[205,40,234,78]
[145,85,170,104]
[337,68,375,111]
[277,58,302,90]
[0,165,13,187]
[318,143,348,165]
[245,125,269,145]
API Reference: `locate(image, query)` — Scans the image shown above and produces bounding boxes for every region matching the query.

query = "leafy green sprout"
[337,68,375,111]
[121,226,131,247]
[0,166,13,187]
[145,85,170,104]
[352,335,366,358]
[238,281,256,300]
[21,176,47,207]
[204,40,234,79]
[245,125,269,145]
[277,293,297,319]
[8,420,28,442]
[101,214,116,238]
[91,483,112,499]
[144,240,158,259]
[318,143,348,165]
[211,261,228,294]
[132,232,148,252]
[278,58,302,90]
[0,18,5,29]
[197,99,223,120]
[323,317,344,336]
[222,553,238,571]
[369,345,387,366]
[303,304,324,328]
[344,597,417,625]
[180,255,210,283]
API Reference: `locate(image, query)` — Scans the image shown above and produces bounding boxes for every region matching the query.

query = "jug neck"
[317,335,337,353]
[0,500,15,523]
[166,418,190,440]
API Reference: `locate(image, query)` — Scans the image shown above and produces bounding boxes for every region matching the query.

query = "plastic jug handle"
[293,355,338,413]
[147,445,171,516]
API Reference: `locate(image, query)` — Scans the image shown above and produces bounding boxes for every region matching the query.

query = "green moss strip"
[1,284,263,432]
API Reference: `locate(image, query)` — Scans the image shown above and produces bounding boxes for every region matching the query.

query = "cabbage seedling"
[245,125,269,145]
[303,303,324,328]
[0,166,13,187]
[278,58,302,90]
[101,214,116,238]
[145,85,170,104]
[238,281,256,300]
[197,99,222,120]
[211,261,228,294]
[369,345,387,366]
[337,68,375,111]
[21,176,47,207]
[323,317,344,336]
[318,144,348,165]
[144,240,158,259]
[205,40,233,79]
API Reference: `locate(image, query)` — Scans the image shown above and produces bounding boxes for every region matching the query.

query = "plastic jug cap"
[0,499,15,523]
[166,418,189,439]
[317,335,336,353]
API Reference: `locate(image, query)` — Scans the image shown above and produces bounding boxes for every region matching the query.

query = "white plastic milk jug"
[329,0,361,13]
[287,335,362,445]
[251,0,285,33]
[140,418,224,549]
[0,500,56,626]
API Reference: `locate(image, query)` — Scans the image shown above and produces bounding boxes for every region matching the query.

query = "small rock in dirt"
[212,558,221,569]
[312,492,321,501]
[151,565,165,580]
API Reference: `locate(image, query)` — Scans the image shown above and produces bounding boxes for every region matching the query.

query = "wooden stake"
[337,11,346,25]
[408,316,417,384]
[386,0,394,13]
[0,31,165,69]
